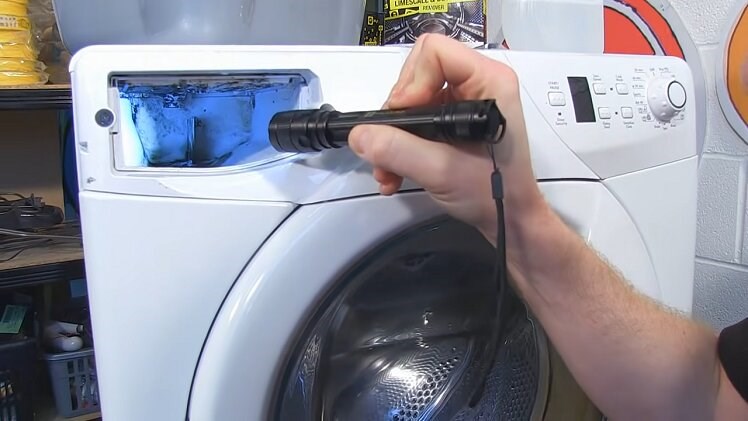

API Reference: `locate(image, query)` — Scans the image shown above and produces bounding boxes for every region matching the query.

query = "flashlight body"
[268,100,505,153]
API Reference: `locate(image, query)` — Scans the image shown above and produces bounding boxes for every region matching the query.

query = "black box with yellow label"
[383,0,486,45]
[360,11,385,46]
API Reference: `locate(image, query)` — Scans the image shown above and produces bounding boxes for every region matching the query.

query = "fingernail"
[349,127,369,155]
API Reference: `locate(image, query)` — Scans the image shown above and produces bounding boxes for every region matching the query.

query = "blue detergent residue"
[116,75,306,168]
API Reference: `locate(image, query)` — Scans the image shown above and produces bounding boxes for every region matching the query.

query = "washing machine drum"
[271,218,599,420]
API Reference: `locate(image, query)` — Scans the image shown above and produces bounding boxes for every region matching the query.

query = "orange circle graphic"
[604,8,655,55]
[725,6,748,127]
[603,0,684,59]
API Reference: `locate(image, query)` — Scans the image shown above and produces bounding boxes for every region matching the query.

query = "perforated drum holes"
[95,109,114,128]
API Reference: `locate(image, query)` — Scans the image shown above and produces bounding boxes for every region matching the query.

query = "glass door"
[189,185,647,420]
[271,216,602,420]
[272,216,545,419]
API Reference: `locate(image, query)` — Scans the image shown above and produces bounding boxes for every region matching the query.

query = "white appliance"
[52,0,365,53]
[70,45,697,420]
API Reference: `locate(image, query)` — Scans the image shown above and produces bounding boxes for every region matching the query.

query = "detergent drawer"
[109,72,314,171]
[69,45,410,202]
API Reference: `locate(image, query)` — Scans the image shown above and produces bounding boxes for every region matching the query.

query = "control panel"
[496,51,696,180]
[545,67,687,130]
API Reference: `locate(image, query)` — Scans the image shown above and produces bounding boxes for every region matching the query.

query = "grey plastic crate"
[43,348,99,418]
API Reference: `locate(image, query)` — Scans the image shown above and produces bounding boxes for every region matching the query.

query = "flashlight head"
[268,104,340,153]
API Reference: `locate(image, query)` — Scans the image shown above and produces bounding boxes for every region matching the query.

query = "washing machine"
[69,45,698,420]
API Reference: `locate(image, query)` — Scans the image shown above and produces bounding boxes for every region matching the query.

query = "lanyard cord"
[468,130,510,407]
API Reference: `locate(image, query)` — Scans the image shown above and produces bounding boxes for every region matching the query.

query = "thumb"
[349,124,452,191]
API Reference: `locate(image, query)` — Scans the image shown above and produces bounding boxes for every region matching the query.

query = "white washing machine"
[69,45,698,420]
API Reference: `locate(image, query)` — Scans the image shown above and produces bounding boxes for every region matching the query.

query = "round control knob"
[647,78,687,122]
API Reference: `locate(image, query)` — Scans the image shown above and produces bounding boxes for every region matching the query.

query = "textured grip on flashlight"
[268,100,506,153]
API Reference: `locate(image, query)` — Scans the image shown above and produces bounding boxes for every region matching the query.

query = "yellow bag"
[0,42,36,59]
[0,27,37,60]
[0,16,31,32]
[0,28,29,43]
[0,1,27,15]
[0,70,47,86]
[0,0,30,31]
[0,57,41,72]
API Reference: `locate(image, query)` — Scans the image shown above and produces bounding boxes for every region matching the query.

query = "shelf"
[0,84,72,110]
[0,223,84,289]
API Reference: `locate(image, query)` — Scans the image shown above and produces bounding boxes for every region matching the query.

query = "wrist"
[509,204,588,294]
[481,187,584,287]
[478,182,546,242]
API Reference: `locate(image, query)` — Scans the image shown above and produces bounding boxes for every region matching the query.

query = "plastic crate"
[43,348,99,418]
[0,338,36,421]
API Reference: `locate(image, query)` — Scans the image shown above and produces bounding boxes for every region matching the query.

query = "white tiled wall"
[668,0,748,330]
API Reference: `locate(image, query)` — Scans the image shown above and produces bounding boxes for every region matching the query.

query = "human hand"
[348,34,548,246]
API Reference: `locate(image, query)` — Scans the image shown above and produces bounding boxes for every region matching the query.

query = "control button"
[548,91,566,106]
[647,78,687,122]
[668,81,687,108]
[621,107,634,119]
[616,83,629,95]
[593,83,606,95]
[598,107,611,119]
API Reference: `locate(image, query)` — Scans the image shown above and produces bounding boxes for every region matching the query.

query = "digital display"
[567,76,596,123]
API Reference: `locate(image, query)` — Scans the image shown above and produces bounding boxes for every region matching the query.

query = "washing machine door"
[188,183,657,420]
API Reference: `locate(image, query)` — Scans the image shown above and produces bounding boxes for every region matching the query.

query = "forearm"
[506,203,721,421]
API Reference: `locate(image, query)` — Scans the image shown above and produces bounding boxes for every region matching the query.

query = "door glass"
[272,217,550,420]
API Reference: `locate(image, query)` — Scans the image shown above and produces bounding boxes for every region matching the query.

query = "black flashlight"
[267,99,506,153]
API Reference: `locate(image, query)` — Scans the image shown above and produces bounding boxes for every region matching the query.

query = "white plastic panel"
[604,157,698,314]
[498,51,697,179]
[78,191,294,421]
[539,182,660,301]
[70,46,698,204]
[189,182,660,420]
